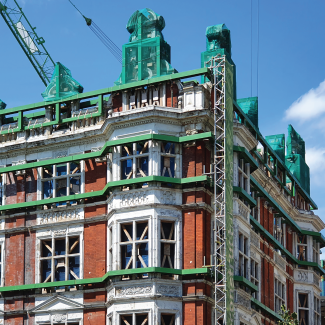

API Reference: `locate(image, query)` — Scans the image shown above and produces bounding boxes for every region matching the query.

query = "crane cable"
[68,0,122,64]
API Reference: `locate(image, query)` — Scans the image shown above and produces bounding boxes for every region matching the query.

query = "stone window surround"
[0,236,5,287]
[314,295,320,325]
[274,277,286,313]
[295,289,311,325]
[250,258,260,300]
[107,212,182,272]
[35,225,84,284]
[0,173,5,206]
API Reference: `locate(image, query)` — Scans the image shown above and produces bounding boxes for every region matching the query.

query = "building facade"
[0,7,323,325]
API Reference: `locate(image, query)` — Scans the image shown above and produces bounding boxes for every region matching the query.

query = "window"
[251,195,259,221]
[274,218,285,246]
[297,235,307,261]
[41,162,81,203]
[108,226,113,271]
[120,313,148,325]
[40,235,80,282]
[238,158,249,192]
[238,233,249,279]
[161,142,176,177]
[298,293,309,325]
[161,314,175,325]
[120,141,149,180]
[313,240,319,263]
[160,221,176,268]
[0,173,5,205]
[274,278,285,313]
[250,259,259,299]
[120,221,149,269]
[314,296,320,325]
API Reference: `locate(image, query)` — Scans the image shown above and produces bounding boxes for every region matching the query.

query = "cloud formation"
[285,80,325,122]
[306,147,325,186]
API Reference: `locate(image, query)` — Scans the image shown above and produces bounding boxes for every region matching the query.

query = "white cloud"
[285,80,325,122]
[306,147,325,187]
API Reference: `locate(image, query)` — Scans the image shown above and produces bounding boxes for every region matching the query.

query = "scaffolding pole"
[207,54,227,325]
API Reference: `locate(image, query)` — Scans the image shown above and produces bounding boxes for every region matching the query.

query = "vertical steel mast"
[207,54,227,325]
[0,0,55,86]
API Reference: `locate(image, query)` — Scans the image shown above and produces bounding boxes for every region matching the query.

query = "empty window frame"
[120,141,149,180]
[40,235,81,282]
[41,162,81,201]
[314,296,320,325]
[108,226,113,271]
[274,218,285,246]
[313,240,319,263]
[297,235,307,261]
[0,173,5,205]
[160,221,176,268]
[274,278,285,313]
[298,293,309,325]
[238,233,249,279]
[120,313,149,325]
[161,314,175,325]
[120,221,149,269]
[160,142,176,177]
[251,194,259,221]
[238,158,250,192]
[250,259,259,299]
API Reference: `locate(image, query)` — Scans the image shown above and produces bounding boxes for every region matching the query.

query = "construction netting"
[237,97,258,129]
[115,8,176,86]
[287,124,305,159]
[286,153,310,195]
[0,99,6,110]
[265,134,285,162]
[41,62,83,102]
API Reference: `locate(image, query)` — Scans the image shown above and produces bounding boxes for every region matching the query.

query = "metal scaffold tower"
[207,54,227,325]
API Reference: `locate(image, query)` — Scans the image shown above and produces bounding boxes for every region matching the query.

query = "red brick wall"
[84,310,106,325]
[183,301,211,325]
[84,291,106,303]
[112,93,122,112]
[84,222,107,278]
[166,83,179,108]
[4,316,24,325]
[5,233,25,286]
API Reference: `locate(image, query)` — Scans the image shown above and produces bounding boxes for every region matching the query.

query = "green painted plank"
[0,267,210,292]
[0,175,208,211]
[233,275,258,292]
[233,186,257,207]
[0,132,213,174]
[233,145,259,172]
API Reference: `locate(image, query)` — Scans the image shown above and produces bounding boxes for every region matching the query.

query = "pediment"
[32,295,84,313]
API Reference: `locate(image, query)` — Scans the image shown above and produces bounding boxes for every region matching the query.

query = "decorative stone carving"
[38,208,83,225]
[157,285,181,297]
[53,314,67,322]
[53,150,68,158]
[161,191,176,205]
[236,291,251,309]
[274,253,286,271]
[53,229,67,237]
[238,202,249,222]
[297,271,308,282]
[313,273,320,286]
[116,285,152,297]
[250,231,260,248]
[121,192,150,207]
[107,287,115,300]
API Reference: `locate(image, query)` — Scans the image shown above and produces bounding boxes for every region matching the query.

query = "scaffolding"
[207,54,227,325]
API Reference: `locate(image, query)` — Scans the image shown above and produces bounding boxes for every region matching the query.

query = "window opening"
[42,162,81,205]
[161,142,176,177]
[160,221,176,268]
[40,235,80,283]
[108,226,113,271]
[297,235,307,261]
[161,314,175,325]
[314,296,320,325]
[250,259,259,299]
[120,313,149,325]
[238,233,249,279]
[298,293,309,325]
[238,158,250,192]
[313,240,319,263]
[120,221,149,269]
[274,278,285,313]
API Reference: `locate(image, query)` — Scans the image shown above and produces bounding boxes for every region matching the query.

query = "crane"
[0,0,55,86]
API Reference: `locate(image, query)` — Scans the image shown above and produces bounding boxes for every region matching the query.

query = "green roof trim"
[233,186,256,207]
[233,145,259,172]
[0,175,209,212]
[251,298,283,322]
[0,132,213,174]
[0,267,210,293]
[233,275,258,292]
[234,100,317,209]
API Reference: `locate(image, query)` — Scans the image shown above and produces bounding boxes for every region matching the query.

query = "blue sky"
[1,1,325,233]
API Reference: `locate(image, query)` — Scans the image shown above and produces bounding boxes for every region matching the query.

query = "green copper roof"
[41,62,83,102]
[0,99,6,110]
[115,8,176,85]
